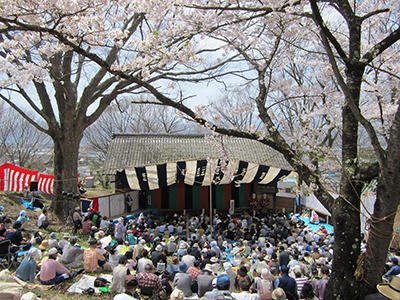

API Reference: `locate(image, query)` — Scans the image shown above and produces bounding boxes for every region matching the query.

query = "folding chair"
[139,286,156,300]
[0,240,13,269]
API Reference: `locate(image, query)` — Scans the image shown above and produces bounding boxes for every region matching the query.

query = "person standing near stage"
[115,217,126,241]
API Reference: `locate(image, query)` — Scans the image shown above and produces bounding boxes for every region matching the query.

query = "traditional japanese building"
[103,134,294,214]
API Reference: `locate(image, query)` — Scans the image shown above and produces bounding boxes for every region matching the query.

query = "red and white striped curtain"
[0,163,54,194]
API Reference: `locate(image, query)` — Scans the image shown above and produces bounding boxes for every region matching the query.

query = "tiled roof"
[103,133,292,174]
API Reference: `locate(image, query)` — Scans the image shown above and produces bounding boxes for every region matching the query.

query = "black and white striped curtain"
[124,159,291,191]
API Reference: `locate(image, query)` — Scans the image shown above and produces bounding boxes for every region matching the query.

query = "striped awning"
[123,159,291,190]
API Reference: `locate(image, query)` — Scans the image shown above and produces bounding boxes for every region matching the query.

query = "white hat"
[223,262,232,271]
[27,248,41,259]
[170,288,184,300]
[169,236,175,242]
[261,268,271,279]
[63,233,71,239]
[48,248,58,256]
[203,264,214,273]
[210,257,218,263]
[155,244,163,251]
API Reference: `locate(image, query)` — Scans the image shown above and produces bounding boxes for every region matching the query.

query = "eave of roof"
[103,133,292,174]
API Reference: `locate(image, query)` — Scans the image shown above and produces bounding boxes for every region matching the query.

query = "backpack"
[257,278,273,300]
[94,277,109,287]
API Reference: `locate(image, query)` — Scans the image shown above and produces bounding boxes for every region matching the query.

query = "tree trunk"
[325,193,362,299]
[51,134,81,220]
[361,107,400,297]
[325,62,364,299]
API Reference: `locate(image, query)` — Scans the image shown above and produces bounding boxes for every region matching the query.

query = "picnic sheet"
[66,274,113,294]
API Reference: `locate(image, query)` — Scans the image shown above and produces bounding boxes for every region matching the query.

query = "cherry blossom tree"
[83,98,190,161]
[0,1,399,299]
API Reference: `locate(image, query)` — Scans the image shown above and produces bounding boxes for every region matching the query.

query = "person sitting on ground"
[364,277,400,300]
[61,236,84,269]
[300,283,318,300]
[235,265,253,290]
[48,232,59,249]
[16,210,29,229]
[6,221,31,252]
[137,249,153,273]
[152,244,167,267]
[173,262,193,297]
[275,265,298,300]
[203,277,218,298]
[82,216,92,235]
[95,230,105,241]
[255,268,274,300]
[232,279,261,300]
[114,275,139,300]
[134,263,162,298]
[37,208,50,230]
[126,230,137,246]
[197,264,216,297]
[119,240,132,256]
[15,247,41,283]
[188,259,202,283]
[58,233,71,251]
[110,256,130,294]
[166,236,177,256]
[167,256,180,281]
[84,239,106,272]
[125,251,137,272]
[383,256,400,282]
[100,215,111,231]
[204,274,234,299]
[272,287,287,300]
[72,207,83,234]
[314,265,329,300]
[39,248,80,285]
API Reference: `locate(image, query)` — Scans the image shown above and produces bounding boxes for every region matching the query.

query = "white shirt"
[37,213,46,227]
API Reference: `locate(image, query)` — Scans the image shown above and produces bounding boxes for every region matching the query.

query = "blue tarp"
[299,216,334,234]
[20,198,41,210]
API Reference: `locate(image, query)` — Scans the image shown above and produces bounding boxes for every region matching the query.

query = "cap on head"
[124,275,138,288]
[271,287,286,300]
[48,248,58,256]
[217,274,230,289]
